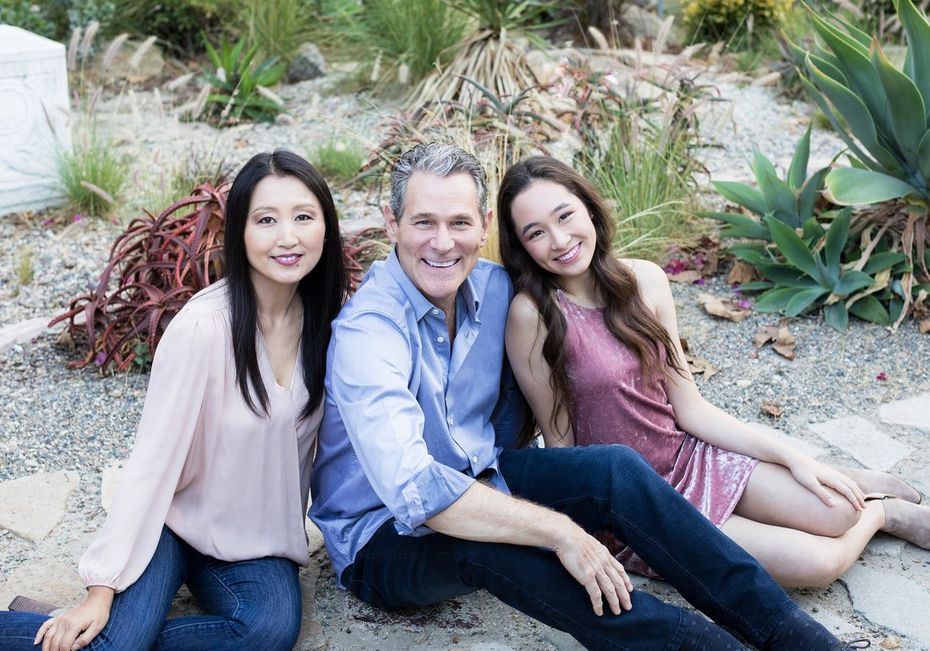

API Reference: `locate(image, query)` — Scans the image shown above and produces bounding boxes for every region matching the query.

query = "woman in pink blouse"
[0,150,348,650]
[497,156,930,587]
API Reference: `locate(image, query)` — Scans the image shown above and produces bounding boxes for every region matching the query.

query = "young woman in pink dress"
[0,150,349,650]
[497,155,930,587]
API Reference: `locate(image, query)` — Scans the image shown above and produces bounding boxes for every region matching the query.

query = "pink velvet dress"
[558,290,758,576]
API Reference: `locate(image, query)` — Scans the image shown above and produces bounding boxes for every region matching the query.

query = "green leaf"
[755,259,814,286]
[785,286,830,316]
[862,251,907,274]
[801,216,824,245]
[765,215,821,280]
[788,125,813,191]
[897,0,930,123]
[754,287,800,312]
[698,211,770,240]
[798,167,830,219]
[918,128,930,183]
[823,301,849,330]
[849,294,890,324]
[807,57,906,176]
[713,181,768,215]
[824,207,851,272]
[834,270,875,295]
[825,167,918,204]
[737,281,774,291]
[759,170,801,227]
[751,147,780,187]
[871,42,927,170]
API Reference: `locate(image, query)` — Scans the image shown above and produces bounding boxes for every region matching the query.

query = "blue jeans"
[343,445,834,651]
[0,527,301,650]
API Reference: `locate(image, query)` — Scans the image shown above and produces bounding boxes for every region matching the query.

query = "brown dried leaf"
[920,319,930,334]
[879,636,902,649]
[772,342,796,360]
[761,400,784,418]
[753,325,779,348]
[667,270,702,283]
[727,260,758,285]
[753,323,796,359]
[686,353,718,380]
[699,293,752,322]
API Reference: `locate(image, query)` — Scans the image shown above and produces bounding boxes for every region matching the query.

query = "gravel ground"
[1,56,928,627]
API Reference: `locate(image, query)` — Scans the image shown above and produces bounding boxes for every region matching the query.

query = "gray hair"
[389,143,489,220]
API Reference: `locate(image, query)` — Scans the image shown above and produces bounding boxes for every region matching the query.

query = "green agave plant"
[791,0,930,326]
[701,124,831,240]
[731,208,906,330]
[203,37,287,126]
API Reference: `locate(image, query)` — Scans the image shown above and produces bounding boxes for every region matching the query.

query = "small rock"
[287,43,327,83]
[736,379,752,388]
[0,471,79,542]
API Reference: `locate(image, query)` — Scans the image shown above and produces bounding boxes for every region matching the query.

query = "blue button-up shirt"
[309,250,522,582]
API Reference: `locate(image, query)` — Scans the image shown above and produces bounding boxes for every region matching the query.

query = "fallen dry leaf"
[761,400,784,418]
[727,260,758,285]
[699,293,752,322]
[753,323,796,359]
[667,270,702,283]
[686,353,718,380]
[920,319,930,334]
[679,337,690,352]
[879,636,902,649]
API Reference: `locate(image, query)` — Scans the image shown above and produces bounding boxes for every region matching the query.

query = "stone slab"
[911,462,930,500]
[0,25,70,216]
[808,416,912,471]
[793,594,859,637]
[100,461,124,513]
[748,422,829,460]
[0,317,49,354]
[0,471,78,542]
[878,394,930,433]
[865,533,905,559]
[0,559,85,612]
[842,563,930,645]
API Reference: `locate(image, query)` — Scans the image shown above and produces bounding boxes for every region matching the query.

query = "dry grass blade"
[130,36,159,69]
[101,34,131,71]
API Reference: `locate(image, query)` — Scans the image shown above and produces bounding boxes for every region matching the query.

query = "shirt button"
[447,416,454,426]
[431,308,440,315]
[437,336,445,343]
[472,455,479,464]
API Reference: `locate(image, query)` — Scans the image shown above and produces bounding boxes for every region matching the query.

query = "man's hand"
[35,586,113,651]
[553,524,633,616]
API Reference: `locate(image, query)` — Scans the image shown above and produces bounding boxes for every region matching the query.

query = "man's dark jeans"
[343,445,804,651]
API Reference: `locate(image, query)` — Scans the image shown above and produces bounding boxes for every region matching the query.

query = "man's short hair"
[389,143,489,220]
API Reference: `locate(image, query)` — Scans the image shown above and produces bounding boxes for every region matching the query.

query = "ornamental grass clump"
[791,0,930,327]
[684,0,794,43]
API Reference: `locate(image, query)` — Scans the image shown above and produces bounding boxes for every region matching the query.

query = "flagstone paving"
[2,392,929,650]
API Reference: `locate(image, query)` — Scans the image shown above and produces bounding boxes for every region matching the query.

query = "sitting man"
[309,143,850,650]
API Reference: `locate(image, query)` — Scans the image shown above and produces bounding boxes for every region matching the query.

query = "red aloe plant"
[50,183,229,373]
[51,183,390,374]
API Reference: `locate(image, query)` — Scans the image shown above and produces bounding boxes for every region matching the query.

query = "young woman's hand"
[35,586,114,651]
[788,456,866,510]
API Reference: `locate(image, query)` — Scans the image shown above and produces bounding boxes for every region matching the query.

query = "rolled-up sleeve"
[329,312,475,534]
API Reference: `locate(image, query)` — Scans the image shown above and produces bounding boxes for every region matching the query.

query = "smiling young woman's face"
[244,174,326,292]
[508,179,597,282]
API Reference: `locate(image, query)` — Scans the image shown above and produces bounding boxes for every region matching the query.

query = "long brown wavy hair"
[497,156,686,447]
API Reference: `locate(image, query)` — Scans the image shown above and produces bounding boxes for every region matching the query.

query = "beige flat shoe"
[839,467,922,504]
[869,494,930,550]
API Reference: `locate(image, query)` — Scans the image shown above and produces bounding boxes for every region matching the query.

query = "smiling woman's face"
[386,171,489,314]
[243,174,326,292]
[508,179,597,282]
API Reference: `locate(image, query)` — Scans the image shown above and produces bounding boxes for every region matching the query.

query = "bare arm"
[628,259,864,509]
[427,481,632,615]
[505,294,574,448]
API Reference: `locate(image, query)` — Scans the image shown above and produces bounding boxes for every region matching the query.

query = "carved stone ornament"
[0,25,71,216]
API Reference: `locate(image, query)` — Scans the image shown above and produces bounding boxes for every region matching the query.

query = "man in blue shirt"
[310,143,848,650]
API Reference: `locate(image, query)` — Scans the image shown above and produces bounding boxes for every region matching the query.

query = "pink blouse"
[79,280,322,591]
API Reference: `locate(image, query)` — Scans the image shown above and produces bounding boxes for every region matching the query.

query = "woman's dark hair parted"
[497,156,686,447]
[224,149,349,419]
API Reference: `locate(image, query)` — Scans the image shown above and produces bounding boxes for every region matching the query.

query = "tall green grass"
[310,139,366,185]
[57,122,129,219]
[239,0,313,63]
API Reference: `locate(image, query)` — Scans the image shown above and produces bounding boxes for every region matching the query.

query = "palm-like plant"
[792,0,930,327]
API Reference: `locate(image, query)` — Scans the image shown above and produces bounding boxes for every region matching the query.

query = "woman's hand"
[788,456,866,510]
[35,586,113,651]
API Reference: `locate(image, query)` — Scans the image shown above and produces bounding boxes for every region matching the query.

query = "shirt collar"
[384,248,482,323]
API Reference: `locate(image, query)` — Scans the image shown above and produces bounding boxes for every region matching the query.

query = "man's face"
[385,171,490,314]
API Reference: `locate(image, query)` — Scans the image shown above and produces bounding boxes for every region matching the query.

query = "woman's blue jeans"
[343,445,819,651]
[0,526,301,650]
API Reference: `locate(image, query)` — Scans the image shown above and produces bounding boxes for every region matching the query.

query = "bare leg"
[834,466,922,503]
[735,461,862,537]
[721,507,884,587]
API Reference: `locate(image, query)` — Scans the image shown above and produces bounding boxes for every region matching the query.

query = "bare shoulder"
[620,258,669,292]
[508,292,542,324]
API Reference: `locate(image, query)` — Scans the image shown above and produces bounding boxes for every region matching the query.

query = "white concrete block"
[842,563,930,646]
[879,394,930,433]
[0,26,71,217]
[0,471,78,542]
[808,416,913,471]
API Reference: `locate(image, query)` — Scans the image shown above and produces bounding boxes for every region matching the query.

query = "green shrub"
[202,37,287,126]
[683,0,794,43]
[57,121,129,219]
[311,139,365,185]
[238,0,313,63]
[0,0,60,39]
[109,0,236,55]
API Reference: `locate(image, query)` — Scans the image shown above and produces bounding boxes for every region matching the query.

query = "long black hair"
[224,149,348,420]
[498,156,685,447]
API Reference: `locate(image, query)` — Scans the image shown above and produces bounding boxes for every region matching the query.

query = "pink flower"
[73,213,85,222]
[876,371,888,381]
[694,278,706,286]
[737,299,752,309]
[94,351,107,367]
